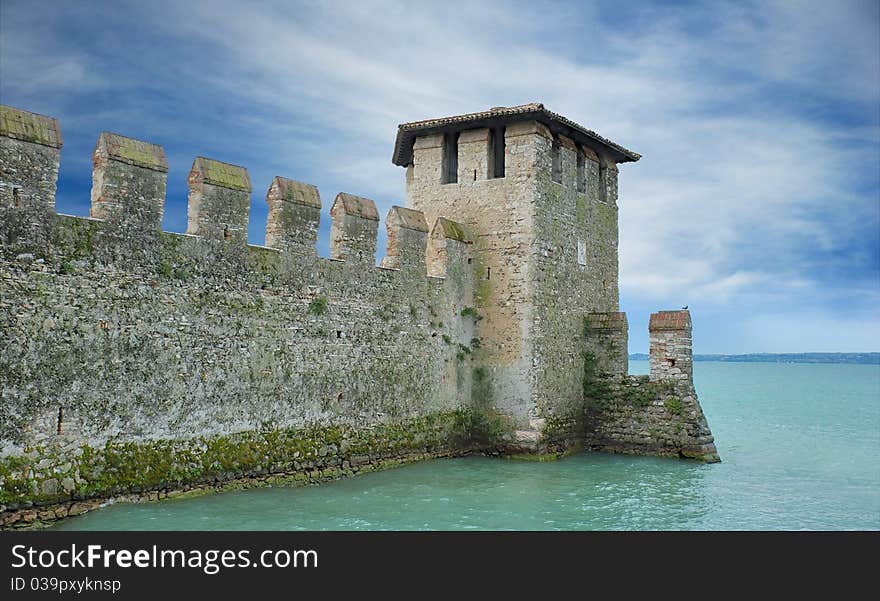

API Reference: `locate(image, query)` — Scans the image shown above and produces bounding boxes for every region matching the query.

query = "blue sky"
[1,0,878,353]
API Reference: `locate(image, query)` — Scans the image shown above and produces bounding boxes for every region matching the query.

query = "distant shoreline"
[627,352,880,365]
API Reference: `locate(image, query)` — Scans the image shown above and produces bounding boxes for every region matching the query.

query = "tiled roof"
[0,105,62,148]
[392,103,640,166]
[98,132,168,172]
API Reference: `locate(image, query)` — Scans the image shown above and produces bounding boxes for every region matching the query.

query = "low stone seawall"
[582,311,720,463]
[583,374,718,462]
[1,410,491,529]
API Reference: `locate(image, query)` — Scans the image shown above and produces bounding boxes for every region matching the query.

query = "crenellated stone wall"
[0,105,489,528]
[89,132,168,231]
[0,102,719,529]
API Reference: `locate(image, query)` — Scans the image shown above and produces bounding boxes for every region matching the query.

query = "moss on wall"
[0,410,486,509]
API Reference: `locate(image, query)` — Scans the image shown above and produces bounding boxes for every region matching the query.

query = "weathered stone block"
[264,176,321,256]
[90,132,167,231]
[0,105,61,212]
[380,206,427,272]
[186,156,251,244]
[329,192,379,266]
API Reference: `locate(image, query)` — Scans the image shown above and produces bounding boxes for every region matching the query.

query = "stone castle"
[0,102,718,528]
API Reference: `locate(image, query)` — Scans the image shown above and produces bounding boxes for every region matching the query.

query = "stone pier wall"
[583,311,719,462]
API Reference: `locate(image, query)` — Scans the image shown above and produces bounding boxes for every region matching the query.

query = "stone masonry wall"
[0,103,720,527]
[583,311,719,462]
[582,375,718,462]
[405,121,627,452]
[530,129,621,443]
[406,123,540,431]
[0,108,491,528]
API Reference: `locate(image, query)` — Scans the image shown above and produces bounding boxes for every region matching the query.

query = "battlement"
[265,176,321,256]
[90,132,168,230]
[0,105,62,148]
[0,104,472,286]
[426,217,472,278]
[0,106,62,212]
[649,310,694,382]
[0,102,718,526]
[186,156,252,244]
[381,206,428,272]
[584,312,629,376]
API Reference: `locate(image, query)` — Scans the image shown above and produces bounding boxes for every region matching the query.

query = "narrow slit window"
[598,162,608,203]
[551,137,561,183]
[576,149,585,193]
[12,187,22,208]
[490,126,505,178]
[442,132,459,184]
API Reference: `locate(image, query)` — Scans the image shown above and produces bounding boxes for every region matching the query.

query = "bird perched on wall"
[682,305,688,310]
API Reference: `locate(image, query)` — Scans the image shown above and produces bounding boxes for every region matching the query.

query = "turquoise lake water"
[55,361,880,530]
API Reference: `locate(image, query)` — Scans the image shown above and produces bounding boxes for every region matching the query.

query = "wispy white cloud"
[1,0,877,351]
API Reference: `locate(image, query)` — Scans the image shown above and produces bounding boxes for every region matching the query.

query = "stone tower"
[0,101,721,528]
[394,103,641,447]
